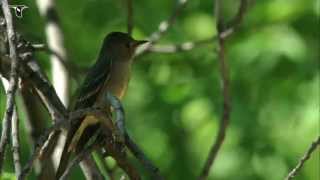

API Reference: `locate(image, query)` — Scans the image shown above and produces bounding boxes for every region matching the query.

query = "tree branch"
[31,43,82,83]
[145,0,248,55]
[285,136,320,180]
[19,107,103,179]
[11,106,22,177]
[135,0,188,56]
[198,1,248,179]
[60,137,101,180]
[126,0,133,35]
[149,37,215,53]
[35,0,70,106]
[0,0,20,173]
[20,85,56,180]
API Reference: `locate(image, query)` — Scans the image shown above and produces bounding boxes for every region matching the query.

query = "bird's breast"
[97,61,132,106]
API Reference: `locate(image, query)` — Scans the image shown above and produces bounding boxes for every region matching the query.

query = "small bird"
[56,32,148,178]
[9,5,28,18]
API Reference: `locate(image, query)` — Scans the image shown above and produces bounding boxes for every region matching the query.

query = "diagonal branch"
[285,136,320,180]
[31,43,82,83]
[19,107,103,180]
[0,0,20,173]
[146,0,248,55]
[60,137,101,180]
[135,0,188,56]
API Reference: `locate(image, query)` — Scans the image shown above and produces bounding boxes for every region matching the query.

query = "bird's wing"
[56,54,112,179]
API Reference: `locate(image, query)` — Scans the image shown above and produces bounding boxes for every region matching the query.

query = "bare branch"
[35,1,71,173]
[11,106,22,177]
[222,0,248,39]
[79,155,104,180]
[125,133,163,180]
[135,0,188,56]
[0,0,20,172]
[126,0,133,35]
[36,0,70,106]
[31,43,82,82]
[22,57,67,123]
[149,37,215,53]
[198,1,248,179]
[20,86,56,179]
[285,136,320,180]
[102,133,141,180]
[18,106,104,179]
[0,78,21,178]
[19,122,66,180]
[60,138,101,180]
[145,0,248,55]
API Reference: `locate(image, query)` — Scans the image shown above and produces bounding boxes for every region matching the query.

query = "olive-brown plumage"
[56,32,147,179]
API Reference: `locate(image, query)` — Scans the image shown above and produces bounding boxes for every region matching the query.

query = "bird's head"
[101,32,148,61]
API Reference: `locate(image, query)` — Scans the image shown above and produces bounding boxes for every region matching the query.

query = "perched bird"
[56,32,148,178]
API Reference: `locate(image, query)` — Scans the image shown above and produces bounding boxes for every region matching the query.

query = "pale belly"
[96,61,131,106]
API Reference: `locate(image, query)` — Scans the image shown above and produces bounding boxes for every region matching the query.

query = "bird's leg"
[104,92,126,139]
[93,110,125,145]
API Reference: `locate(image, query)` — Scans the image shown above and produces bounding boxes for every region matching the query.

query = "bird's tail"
[55,124,100,179]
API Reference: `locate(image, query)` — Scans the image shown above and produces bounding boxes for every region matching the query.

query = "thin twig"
[20,85,56,179]
[11,107,22,177]
[135,0,188,56]
[19,122,66,180]
[198,1,248,179]
[125,133,163,180]
[33,1,72,171]
[18,106,104,179]
[0,0,20,173]
[149,37,215,53]
[222,0,248,39]
[146,0,247,55]
[60,139,101,180]
[79,155,104,180]
[22,57,67,123]
[285,136,320,180]
[31,43,83,82]
[0,25,104,179]
[126,0,133,35]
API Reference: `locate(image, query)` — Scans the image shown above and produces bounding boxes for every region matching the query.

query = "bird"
[56,32,148,179]
[9,5,28,18]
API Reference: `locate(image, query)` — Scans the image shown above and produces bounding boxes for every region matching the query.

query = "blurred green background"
[0,0,319,179]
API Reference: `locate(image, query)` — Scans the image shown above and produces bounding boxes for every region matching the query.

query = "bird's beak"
[133,40,149,47]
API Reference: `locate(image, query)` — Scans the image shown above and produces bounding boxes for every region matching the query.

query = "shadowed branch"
[0,0,20,174]
[198,1,248,180]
